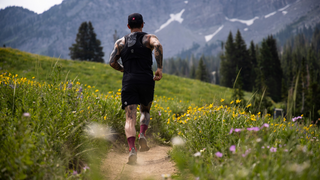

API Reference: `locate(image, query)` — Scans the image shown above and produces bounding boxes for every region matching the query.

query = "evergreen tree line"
[158,55,220,84]
[220,28,320,120]
[281,28,320,120]
[220,30,283,102]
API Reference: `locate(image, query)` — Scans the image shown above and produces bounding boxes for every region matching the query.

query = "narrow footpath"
[102,146,176,180]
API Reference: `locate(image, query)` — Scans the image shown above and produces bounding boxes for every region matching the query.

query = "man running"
[109,13,163,164]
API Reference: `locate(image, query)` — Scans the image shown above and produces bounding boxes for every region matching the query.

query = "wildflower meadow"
[1,48,320,179]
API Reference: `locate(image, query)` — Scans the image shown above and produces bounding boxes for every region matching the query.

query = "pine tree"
[249,41,258,91]
[196,57,209,82]
[258,35,283,102]
[234,30,252,91]
[69,21,104,62]
[220,31,236,87]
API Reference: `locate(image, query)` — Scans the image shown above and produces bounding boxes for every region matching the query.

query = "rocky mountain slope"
[1,0,319,61]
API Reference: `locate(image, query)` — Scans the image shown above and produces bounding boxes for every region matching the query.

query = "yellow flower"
[301,114,303,117]
[32,77,35,79]
[220,98,225,102]
[246,104,252,108]
[118,89,121,91]
[236,99,241,104]
[95,89,99,92]
[230,101,234,104]
[104,116,106,120]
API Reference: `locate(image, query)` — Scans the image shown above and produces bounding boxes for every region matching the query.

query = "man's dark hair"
[129,22,143,29]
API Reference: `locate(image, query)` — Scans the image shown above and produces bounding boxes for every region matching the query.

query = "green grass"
[0,48,251,106]
[2,48,317,180]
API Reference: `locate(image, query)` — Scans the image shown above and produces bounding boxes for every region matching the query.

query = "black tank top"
[120,32,154,86]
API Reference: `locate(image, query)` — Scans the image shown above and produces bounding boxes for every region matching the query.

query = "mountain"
[1,0,320,61]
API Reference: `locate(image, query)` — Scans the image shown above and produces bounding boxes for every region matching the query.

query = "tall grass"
[0,48,252,106]
[2,48,318,179]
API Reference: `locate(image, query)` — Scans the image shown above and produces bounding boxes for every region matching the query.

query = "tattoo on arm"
[109,39,124,72]
[148,34,163,69]
[142,35,151,48]
[154,44,163,69]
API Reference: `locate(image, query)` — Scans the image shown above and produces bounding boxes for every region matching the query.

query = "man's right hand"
[153,68,162,81]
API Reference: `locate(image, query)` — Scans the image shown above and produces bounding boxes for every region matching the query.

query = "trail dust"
[102,145,176,180]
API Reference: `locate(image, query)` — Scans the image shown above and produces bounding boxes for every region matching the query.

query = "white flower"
[194,152,201,157]
[85,123,113,141]
[256,138,262,142]
[288,162,310,173]
[171,136,185,146]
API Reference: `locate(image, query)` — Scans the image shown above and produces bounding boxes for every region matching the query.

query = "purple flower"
[23,112,30,117]
[284,149,288,152]
[158,111,161,116]
[292,116,302,122]
[267,146,270,149]
[83,165,90,170]
[215,152,223,157]
[229,145,236,152]
[242,148,251,157]
[262,146,265,149]
[234,128,242,132]
[229,128,234,134]
[270,147,277,152]
[247,127,260,131]
[68,82,72,89]
[261,123,269,128]
[78,87,83,93]
[72,170,78,175]
[279,145,282,148]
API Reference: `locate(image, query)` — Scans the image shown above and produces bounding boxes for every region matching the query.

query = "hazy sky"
[0,0,63,14]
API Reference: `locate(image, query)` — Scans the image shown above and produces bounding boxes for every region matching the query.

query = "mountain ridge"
[1,0,320,60]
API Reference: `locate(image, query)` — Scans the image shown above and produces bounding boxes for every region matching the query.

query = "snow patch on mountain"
[225,16,259,26]
[282,11,288,15]
[278,4,290,11]
[184,1,188,4]
[205,25,224,42]
[265,11,277,18]
[155,9,185,33]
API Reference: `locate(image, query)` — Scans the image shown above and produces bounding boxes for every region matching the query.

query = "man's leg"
[139,102,152,152]
[125,104,138,164]
[140,102,152,134]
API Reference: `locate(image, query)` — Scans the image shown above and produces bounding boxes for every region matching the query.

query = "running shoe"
[138,133,150,152]
[127,147,137,164]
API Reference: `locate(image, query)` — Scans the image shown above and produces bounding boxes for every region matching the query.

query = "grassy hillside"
[1,48,319,180]
[0,48,251,105]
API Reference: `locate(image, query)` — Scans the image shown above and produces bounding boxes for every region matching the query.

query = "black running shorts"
[121,83,155,110]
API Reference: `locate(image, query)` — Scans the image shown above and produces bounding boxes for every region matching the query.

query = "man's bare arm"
[109,38,125,72]
[144,34,163,81]
[144,35,163,69]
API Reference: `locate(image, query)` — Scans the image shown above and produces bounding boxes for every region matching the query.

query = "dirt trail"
[102,146,176,180]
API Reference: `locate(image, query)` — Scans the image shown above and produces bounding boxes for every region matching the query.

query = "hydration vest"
[120,32,154,86]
